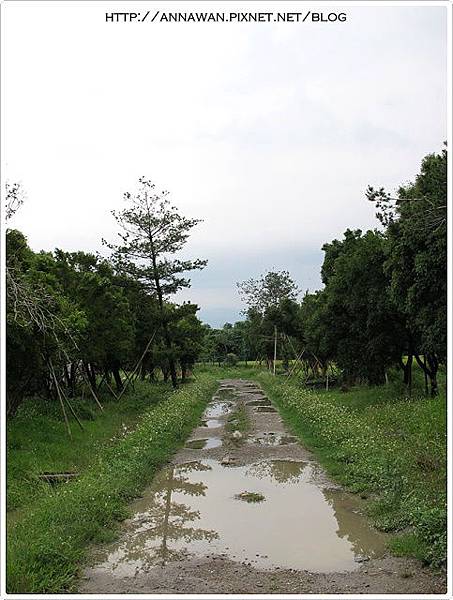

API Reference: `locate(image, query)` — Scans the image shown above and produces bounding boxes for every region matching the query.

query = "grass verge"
[7,381,171,515]
[257,370,446,568]
[7,373,218,593]
[225,403,249,434]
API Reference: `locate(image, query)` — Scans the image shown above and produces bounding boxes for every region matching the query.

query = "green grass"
[256,368,446,568]
[200,363,446,567]
[7,381,171,515]
[225,403,249,434]
[7,373,218,593]
[235,491,266,503]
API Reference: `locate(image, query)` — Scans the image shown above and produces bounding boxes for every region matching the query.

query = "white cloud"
[3,2,447,325]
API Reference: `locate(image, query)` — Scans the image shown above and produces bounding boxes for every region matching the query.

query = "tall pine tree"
[105,177,207,387]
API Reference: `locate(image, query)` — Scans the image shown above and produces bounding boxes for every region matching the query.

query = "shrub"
[224,353,238,366]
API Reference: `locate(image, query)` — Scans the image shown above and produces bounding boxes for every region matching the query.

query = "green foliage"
[367,147,447,394]
[104,177,207,387]
[317,229,406,384]
[6,231,88,414]
[201,321,254,364]
[106,177,207,297]
[7,198,208,410]
[236,270,300,365]
[53,251,135,369]
[225,402,249,434]
[224,352,238,366]
[169,303,205,378]
[223,147,447,393]
[235,491,265,503]
[237,270,298,314]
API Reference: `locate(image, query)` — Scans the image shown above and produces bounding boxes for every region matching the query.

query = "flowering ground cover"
[258,370,447,569]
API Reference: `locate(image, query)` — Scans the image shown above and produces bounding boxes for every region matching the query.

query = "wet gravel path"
[79,379,446,594]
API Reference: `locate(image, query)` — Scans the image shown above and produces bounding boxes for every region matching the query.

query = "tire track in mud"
[79,379,446,594]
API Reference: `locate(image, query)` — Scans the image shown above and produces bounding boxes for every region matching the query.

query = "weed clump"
[235,491,266,503]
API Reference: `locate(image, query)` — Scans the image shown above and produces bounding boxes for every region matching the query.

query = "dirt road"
[79,379,446,594]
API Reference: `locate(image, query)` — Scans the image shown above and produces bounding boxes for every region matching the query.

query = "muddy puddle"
[204,402,233,418]
[92,459,387,578]
[201,418,222,429]
[250,433,298,446]
[185,438,222,450]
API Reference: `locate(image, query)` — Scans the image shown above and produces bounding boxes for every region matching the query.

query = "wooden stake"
[79,367,104,411]
[49,360,72,438]
[116,331,157,401]
[423,355,429,395]
[103,377,119,400]
[59,385,85,431]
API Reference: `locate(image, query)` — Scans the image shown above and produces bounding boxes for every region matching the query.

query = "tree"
[237,270,299,373]
[319,229,406,385]
[53,251,135,391]
[237,270,298,314]
[6,232,87,414]
[169,303,205,381]
[298,291,333,378]
[105,177,207,388]
[367,147,447,395]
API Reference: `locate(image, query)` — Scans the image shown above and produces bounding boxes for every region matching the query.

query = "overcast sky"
[3,2,447,326]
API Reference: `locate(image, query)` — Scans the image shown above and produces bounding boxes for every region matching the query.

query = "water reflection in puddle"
[250,433,298,446]
[94,459,387,578]
[201,419,222,429]
[204,402,232,418]
[185,438,222,450]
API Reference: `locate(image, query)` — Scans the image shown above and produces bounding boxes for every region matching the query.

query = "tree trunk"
[84,362,97,392]
[427,354,439,397]
[147,226,178,389]
[401,354,413,397]
[273,326,277,376]
[162,366,169,382]
[104,368,112,384]
[414,353,439,397]
[63,364,71,390]
[423,355,429,396]
[140,363,147,380]
[163,323,178,388]
[69,363,77,396]
[112,366,123,392]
